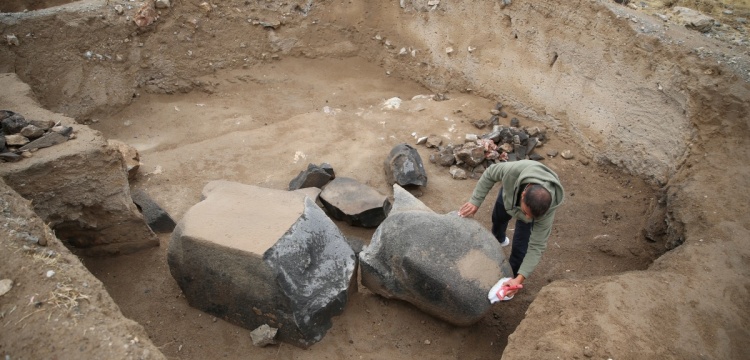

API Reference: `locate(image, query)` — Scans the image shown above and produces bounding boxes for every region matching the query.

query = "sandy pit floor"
[78,56,665,359]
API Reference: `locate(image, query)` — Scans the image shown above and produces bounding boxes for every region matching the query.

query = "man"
[458,159,564,298]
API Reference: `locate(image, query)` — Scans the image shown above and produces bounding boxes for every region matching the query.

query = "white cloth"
[488,277,514,303]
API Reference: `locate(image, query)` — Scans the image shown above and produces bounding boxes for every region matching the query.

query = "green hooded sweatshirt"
[468,160,564,278]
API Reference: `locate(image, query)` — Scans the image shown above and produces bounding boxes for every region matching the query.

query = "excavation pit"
[1,1,749,359]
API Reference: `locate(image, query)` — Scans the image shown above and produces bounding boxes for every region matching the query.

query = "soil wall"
[1,0,699,183]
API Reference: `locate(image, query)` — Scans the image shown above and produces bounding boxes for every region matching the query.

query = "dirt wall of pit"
[0,178,165,359]
[1,0,693,183]
[1,0,749,358]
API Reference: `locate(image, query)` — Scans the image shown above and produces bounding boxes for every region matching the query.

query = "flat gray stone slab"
[319,177,389,228]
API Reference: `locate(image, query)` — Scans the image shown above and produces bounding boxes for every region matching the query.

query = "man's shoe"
[500,237,510,247]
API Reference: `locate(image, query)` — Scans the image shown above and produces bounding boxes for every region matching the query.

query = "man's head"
[521,183,552,219]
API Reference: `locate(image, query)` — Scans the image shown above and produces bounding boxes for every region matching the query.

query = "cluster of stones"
[169,153,511,348]
[1,110,74,163]
[421,102,550,179]
[289,162,391,229]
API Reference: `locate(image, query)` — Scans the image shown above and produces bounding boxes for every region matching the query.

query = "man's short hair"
[524,184,551,218]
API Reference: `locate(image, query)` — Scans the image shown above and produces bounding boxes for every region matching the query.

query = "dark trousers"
[491,188,533,277]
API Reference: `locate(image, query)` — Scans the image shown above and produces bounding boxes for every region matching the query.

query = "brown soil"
[74,56,664,359]
[1,0,749,359]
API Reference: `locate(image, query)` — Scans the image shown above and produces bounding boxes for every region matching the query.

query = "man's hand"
[458,203,478,217]
[504,274,525,297]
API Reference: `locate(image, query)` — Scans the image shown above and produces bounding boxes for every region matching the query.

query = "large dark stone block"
[168,180,356,348]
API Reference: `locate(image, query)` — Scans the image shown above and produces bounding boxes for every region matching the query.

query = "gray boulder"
[288,163,334,190]
[359,185,513,326]
[0,110,28,134]
[319,177,390,228]
[131,190,176,234]
[168,180,356,348]
[384,143,428,187]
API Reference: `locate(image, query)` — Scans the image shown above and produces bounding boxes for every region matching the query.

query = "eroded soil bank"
[1,0,750,359]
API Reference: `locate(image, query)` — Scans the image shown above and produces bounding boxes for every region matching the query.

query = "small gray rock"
[19,132,68,152]
[0,279,13,296]
[155,0,171,9]
[50,125,73,137]
[1,111,28,134]
[0,152,22,162]
[20,125,45,139]
[28,120,53,130]
[425,135,443,148]
[435,147,456,167]
[5,134,29,146]
[449,166,467,179]
[529,153,545,161]
[547,150,559,157]
[289,163,333,190]
[454,144,485,168]
[250,324,278,347]
[471,119,488,129]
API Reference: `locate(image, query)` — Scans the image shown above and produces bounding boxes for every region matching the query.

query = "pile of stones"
[1,110,74,163]
[420,102,551,179]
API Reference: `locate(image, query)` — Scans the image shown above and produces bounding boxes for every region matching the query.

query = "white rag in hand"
[488,277,514,303]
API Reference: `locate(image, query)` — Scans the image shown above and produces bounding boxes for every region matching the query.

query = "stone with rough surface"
[384,143,428,187]
[168,180,356,348]
[1,111,28,134]
[673,7,715,33]
[18,132,68,152]
[288,163,333,190]
[250,324,278,347]
[454,144,485,168]
[359,185,512,326]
